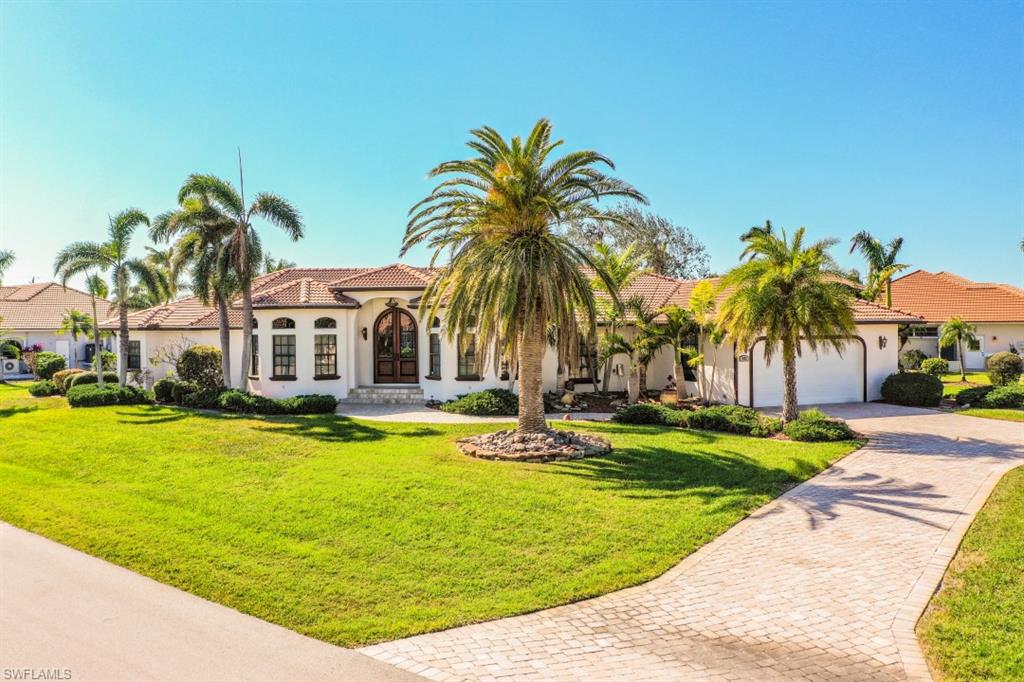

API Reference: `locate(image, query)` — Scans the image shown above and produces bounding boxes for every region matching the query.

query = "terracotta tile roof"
[251,278,359,308]
[328,263,436,289]
[0,282,113,330]
[887,270,1024,323]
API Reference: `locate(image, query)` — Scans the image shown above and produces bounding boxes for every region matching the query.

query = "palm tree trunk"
[958,338,966,381]
[117,299,129,385]
[626,364,639,404]
[781,338,798,423]
[91,294,104,388]
[517,317,548,433]
[886,280,893,308]
[708,345,721,405]
[238,285,253,389]
[216,291,232,388]
[638,363,648,398]
[673,354,686,402]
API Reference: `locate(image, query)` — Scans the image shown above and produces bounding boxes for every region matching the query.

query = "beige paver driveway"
[361,404,1023,681]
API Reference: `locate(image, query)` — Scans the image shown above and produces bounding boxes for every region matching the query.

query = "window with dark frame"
[457,333,479,378]
[250,335,259,376]
[127,340,141,370]
[272,334,296,378]
[314,334,337,378]
[314,317,336,329]
[681,332,699,381]
[940,343,958,361]
[428,333,441,378]
[272,317,295,329]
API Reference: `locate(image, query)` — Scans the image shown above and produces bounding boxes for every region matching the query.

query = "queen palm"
[58,309,93,366]
[939,317,977,382]
[0,249,14,285]
[83,274,109,385]
[54,209,164,385]
[403,119,646,433]
[144,245,189,302]
[152,193,238,386]
[657,305,696,401]
[720,225,855,422]
[848,231,909,307]
[590,241,645,394]
[176,173,303,388]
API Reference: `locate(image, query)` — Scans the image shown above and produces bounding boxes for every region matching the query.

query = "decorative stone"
[457,428,611,463]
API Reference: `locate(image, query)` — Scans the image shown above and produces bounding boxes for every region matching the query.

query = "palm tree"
[687,280,727,405]
[57,309,93,367]
[152,192,238,387]
[657,305,696,401]
[176,171,303,388]
[144,245,189,301]
[261,252,296,274]
[54,209,165,385]
[590,241,646,394]
[403,118,646,433]
[83,274,109,385]
[0,250,14,284]
[939,317,977,382]
[848,230,909,308]
[720,225,856,422]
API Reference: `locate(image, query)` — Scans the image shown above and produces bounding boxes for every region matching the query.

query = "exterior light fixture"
[878,336,887,349]
[361,327,368,340]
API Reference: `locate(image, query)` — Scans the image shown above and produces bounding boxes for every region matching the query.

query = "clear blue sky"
[1,1,1021,289]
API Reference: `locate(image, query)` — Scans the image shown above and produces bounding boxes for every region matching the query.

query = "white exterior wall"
[2,329,112,371]
[902,322,1024,371]
[735,324,900,407]
[127,329,243,386]
[249,308,351,400]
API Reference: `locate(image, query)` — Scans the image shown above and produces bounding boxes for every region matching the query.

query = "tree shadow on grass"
[252,414,443,444]
[117,406,191,425]
[0,404,38,418]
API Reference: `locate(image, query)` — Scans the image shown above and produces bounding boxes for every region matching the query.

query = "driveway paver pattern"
[361,404,1023,681]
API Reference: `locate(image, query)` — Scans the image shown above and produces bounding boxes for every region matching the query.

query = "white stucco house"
[102,263,919,407]
[0,282,114,375]
[889,270,1024,371]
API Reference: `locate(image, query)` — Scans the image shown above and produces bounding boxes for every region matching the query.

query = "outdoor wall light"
[361,327,367,340]
[878,335,887,349]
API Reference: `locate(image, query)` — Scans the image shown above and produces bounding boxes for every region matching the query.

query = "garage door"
[750,339,864,407]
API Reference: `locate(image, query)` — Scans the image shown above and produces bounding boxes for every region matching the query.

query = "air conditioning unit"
[2,358,20,374]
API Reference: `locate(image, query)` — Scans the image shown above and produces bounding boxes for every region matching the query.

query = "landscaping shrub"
[67,371,119,389]
[216,390,286,415]
[783,409,854,442]
[1,340,21,359]
[612,403,689,426]
[176,345,223,388]
[955,385,995,407]
[687,405,781,437]
[979,384,1024,409]
[920,358,949,378]
[180,386,224,409]
[27,380,58,397]
[34,351,66,379]
[880,372,943,407]
[67,384,153,408]
[900,349,928,371]
[97,350,117,372]
[153,378,179,403]
[442,388,519,416]
[171,380,200,405]
[51,368,86,394]
[986,351,1024,386]
[278,394,339,414]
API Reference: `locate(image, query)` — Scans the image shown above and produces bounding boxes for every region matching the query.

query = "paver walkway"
[361,404,1023,681]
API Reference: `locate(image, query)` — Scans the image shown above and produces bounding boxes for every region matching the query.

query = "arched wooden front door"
[373,308,418,383]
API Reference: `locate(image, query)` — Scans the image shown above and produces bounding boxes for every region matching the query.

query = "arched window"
[272,317,295,329]
[252,318,258,329]
[431,317,441,329]
[314,317,336,329]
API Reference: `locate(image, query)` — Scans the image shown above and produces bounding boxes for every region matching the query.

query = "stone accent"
[457,429,611,463]
[340,386,425,406]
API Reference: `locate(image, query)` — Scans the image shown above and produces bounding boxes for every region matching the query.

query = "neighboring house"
[102,263,918,407]
[888,270,1024,371]
[0,282,114,373]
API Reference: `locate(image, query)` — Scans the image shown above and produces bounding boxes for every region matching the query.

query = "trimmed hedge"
[279,394,339,414]
[180,386,223,409]
[612,403,688,426]
[153,377,177,403]
[67,384,153,407]
[986,351,1023,386]
[783,409,854,442]
[215,390,337,415]
[980,384,1024,409]
[34,351,66,379]
[171,381,200,405]
[442,389,519,416]
[28,380,58,397]
[881,372,943,407]
[920,358,949,378]
[67,372,119,389]
[955,385,995,407]
[687,405,782,437]
[51,368,86,394]
[176,345,223,388]
[900,349,928,371]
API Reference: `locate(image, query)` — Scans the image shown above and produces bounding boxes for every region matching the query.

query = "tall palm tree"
[0,249,14,285]
[687,280,728,405]
[54,209,164,384]
[144,245,189,301]
[590,241,645,394]
[939,317,977,382]
[152,193,238,387]
[58,309,93,367]
[720,225,856,422]
[848,230,909,308]
[176,172,303,388]
[657,305,696,401]
[83,274,109,385]
[403,118,646,433]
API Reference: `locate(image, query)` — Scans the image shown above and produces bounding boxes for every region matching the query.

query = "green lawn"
[918,466,1024,681]
[0,381,855,646]
[957,408,1024,422]
[941,372,990,397]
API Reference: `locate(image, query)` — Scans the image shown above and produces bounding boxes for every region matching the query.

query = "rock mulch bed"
[457,428,611,462]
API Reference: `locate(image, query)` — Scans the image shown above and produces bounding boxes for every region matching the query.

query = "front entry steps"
[341,385,425,406]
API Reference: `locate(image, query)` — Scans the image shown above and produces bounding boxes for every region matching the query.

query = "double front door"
[373,308,418,383]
